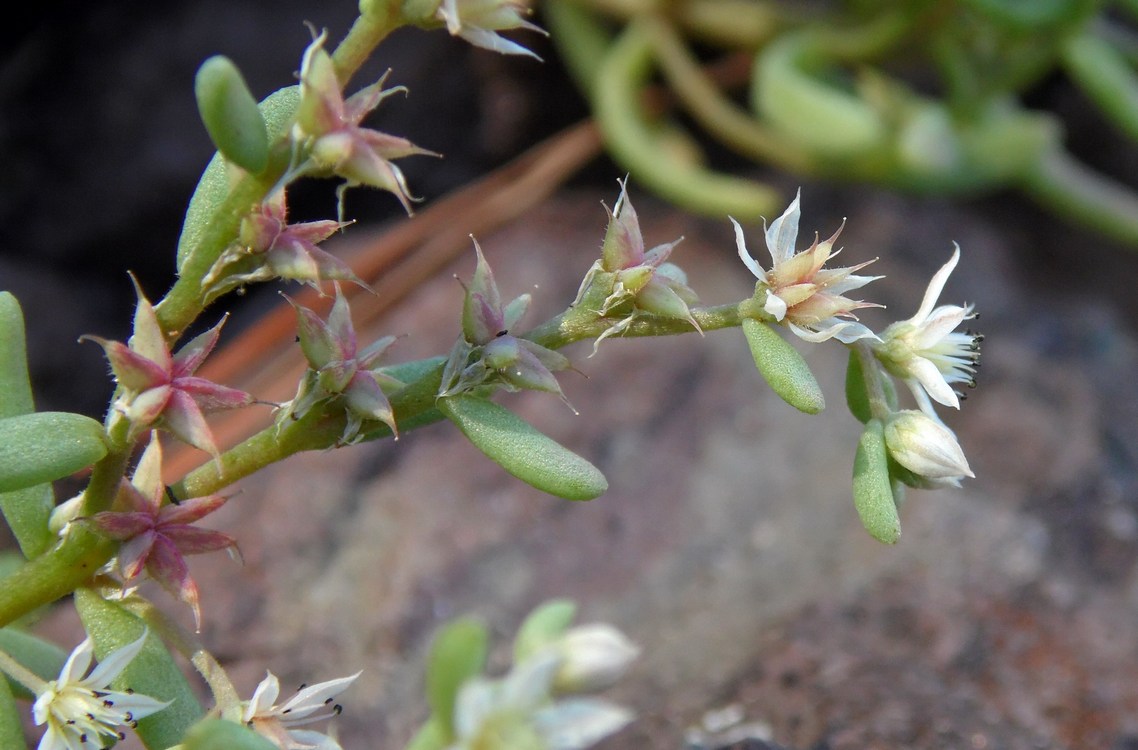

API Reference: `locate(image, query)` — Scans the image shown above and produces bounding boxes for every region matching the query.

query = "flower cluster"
[732,189,880,343]
[292,33,436,215]
[82,434,238,631]
[202,190,364,302]
[574,180,700,353]
[282,285,404,444]
[733,192,980,489]
[440,238,574,408]
[436,0,547,59]
[82,281,254,458]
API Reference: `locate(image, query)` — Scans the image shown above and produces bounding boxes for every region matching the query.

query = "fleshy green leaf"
[0,627,67,700]
[75,589,204,749]
[0,669,25,750]
[852,419,901,544]
[438,396,608,501]
[0,412,108,493]
[0,293,54,557]
[404,715,449,750]
[514,599,576,663]
[426,616,489,739]
[844,349,896,423]
[195,56,269,174]
[183,719,278,750]
[0,293,35,419]
[742,319,824,414]
[177,85,300,272]
[845,349,873,423]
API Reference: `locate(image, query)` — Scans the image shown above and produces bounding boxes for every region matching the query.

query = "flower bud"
[552,624,640,694]
[883,410,974,482]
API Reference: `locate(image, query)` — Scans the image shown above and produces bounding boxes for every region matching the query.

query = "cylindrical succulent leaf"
[195,55,269,173]
[742,318,825,414]
[852,419,902,544]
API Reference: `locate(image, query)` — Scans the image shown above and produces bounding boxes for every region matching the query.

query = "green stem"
[593,19,780,219]
[0,528,116,629]
[1062,30,1138,142]
[643,15,816,172]
[332,0,402,85]
[155,7,403,339]
[853,341,891,421]
[0,647,46,695]
[1020,147,1138,248]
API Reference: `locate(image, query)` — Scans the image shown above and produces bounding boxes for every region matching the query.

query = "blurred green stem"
[1021,147,1138,248]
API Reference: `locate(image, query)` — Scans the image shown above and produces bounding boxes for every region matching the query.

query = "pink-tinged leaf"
[148,536,202,629]
[161,390,219,456]
[326,289,357,355]
[172,319,225,376]
[160,525,237,555]
[118,530,158,581]
[158,493,228,525]
[174,376,254,411]
[85,510,156,540]
[121,384,173,426]
[289,298,338,367]
[128,287,173,371]
[345,372,397,434]
[99,340,169,392]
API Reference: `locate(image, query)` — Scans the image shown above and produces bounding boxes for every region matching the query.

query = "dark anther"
[282,708,292,714]
[295,336,301,343]
[124,712,134,722]
[298,683,308,691]
[125,688,135,694]
[496,330,508,337]
[103,699,115,707]
[165,485,181,505]
[324,698,334,705]
[118,731,127,740]
[333,704,344,715]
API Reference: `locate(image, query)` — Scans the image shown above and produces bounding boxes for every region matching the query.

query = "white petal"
[764,188,801,266]
[277,672,361,720]
[245,671,282,722]
[908,357,960,408]
[910,245,960,324]
[453,679,498,740]
[763,293,788,321]
[500,652,560,711]
[729,217,766,281]
[910,304,968,349]
[288,728,345,750]
[57,639,95,685]
[81,630,149,689]
[533,698,634,750]
[788,319,877,344]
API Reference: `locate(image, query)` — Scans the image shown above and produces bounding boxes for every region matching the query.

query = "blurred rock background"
[5,3,1138,750]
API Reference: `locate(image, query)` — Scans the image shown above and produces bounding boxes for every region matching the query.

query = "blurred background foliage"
[545,0,1138,241]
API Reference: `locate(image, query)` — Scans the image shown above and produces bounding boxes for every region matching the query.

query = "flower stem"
[853,341,891,421]
[0,647,47,695]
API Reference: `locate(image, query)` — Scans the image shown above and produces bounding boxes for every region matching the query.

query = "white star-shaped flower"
[242,670,361,750]
[32,631,169,750]
[874,246,981,416]
[732,190,881,343]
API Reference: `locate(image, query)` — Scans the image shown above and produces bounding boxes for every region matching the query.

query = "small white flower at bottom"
[32,632,169,750]
[448,653,632,750]
[242,670,361,750]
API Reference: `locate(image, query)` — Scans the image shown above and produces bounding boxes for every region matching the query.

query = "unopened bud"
[883,410,974,481]
[553,624,639,694]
